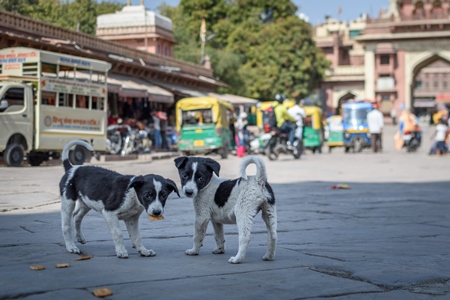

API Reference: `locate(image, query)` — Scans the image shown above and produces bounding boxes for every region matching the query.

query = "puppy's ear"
[128,175,145,190]
[165,178,180,197]
[174,156,189,169]
[204,158,220,176]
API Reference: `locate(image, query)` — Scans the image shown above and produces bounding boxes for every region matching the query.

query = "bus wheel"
[4,143,25,167]
[69,145,86,165]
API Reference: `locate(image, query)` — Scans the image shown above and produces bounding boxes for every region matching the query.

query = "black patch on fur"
[265,182,275,205]
[214,179,239,207]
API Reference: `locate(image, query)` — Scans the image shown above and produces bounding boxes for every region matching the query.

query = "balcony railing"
[326,65,365,76]
[0,10,213,78]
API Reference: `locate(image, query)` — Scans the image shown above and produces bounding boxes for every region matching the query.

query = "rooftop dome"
[97,5,172,31]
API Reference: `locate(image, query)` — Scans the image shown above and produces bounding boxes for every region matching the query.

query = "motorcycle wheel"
[265,140,278,161]
[292,140,303,159]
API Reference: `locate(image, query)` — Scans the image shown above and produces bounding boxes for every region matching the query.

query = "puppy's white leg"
[103,211,128,258]
[261,203,277,261]
[73,201,90,244]
[211,221,225,254]
[124,217,156,257]
[61,197,80,254]
[186,219,209,256]
[228,209,257,264]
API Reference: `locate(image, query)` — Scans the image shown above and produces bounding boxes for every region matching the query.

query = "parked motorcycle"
[261,127,303,160]
[403,130,421,152]
[106,124,126,155]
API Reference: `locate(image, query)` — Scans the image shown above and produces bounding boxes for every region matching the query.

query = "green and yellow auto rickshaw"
[176,96,234,158]
[303,106,324,153]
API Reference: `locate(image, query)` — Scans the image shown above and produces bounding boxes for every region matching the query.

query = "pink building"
[316,0,450,119]
[96,1,176,57]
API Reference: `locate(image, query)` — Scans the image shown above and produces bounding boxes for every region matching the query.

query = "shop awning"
[108,74,174,103]
[67,71,174,103]
[153,82,207,97]
[208,93,260,106]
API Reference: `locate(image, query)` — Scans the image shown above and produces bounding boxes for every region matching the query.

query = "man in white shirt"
[288,101,306,140]
[367,102,384,153]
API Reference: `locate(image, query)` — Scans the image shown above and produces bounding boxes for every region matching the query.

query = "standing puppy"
[60,140,179,258]
[174,155,277,263]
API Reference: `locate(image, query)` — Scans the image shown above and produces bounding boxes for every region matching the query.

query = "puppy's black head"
[174,156,220,198]
[130,175,180,216]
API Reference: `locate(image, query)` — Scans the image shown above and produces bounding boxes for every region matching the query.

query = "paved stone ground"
[0,124,449,299]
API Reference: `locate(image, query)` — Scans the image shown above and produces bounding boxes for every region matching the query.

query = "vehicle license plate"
[194,140,204,147]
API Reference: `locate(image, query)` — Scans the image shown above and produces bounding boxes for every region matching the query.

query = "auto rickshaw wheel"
[354,140,362,153]
[344,146,350,153]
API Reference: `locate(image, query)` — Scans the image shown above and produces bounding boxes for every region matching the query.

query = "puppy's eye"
[182,173,188,179]
[198,176,204,182]
[159,191,167,199]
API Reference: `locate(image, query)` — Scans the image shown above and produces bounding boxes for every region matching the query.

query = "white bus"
[0,47,111,166]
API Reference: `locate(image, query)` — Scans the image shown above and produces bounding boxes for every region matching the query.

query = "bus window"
[76,95,88,109]
[41,91,56,106]
[96,97,105,110]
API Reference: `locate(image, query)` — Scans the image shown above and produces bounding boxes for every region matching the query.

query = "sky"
[121,0,389,25]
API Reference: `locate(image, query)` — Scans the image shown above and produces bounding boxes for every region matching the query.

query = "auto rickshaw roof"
[176,96,234,112]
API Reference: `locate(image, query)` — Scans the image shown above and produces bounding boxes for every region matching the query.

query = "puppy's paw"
[76,235,86,244]
[262,253,275,261]
[139,248,156,257]
[116,250,129,259]
[212,247,225,254]
[66,245,81,254]
[185,248,199,256]
[228,256,243,264]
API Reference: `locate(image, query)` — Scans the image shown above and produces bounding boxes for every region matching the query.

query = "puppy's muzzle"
[151,209,162,216]
[184,189,194,197]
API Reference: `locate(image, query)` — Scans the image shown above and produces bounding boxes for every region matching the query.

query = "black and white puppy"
[60,140,179,258]
[174,155,277,264]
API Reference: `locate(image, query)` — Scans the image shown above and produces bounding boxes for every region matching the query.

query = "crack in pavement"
[307,266,450,296]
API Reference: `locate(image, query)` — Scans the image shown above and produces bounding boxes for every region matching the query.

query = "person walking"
[430,117,449,156]
[367,102,384,153]
[234,111,248,157]
[151,111,162,151]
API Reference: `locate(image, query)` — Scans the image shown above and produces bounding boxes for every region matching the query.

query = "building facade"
[96,1,176,57]
[316,0,450,119]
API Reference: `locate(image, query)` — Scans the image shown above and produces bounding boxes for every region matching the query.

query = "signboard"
[41,77,106,97]
[436,93,450,103]
[42,115,102,132]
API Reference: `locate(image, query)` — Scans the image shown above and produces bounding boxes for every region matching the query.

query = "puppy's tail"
[61,140,95,172]
[239,156,267,183]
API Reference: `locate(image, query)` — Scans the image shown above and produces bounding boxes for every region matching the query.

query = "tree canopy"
[0,0,123,34]
[160,0,329,100]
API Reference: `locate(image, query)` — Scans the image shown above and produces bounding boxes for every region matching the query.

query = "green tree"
[171,0,329,100]
[0,0,39,15]
[1,0,123,35]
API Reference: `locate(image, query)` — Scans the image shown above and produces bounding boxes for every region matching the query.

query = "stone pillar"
[364,45,376,100]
